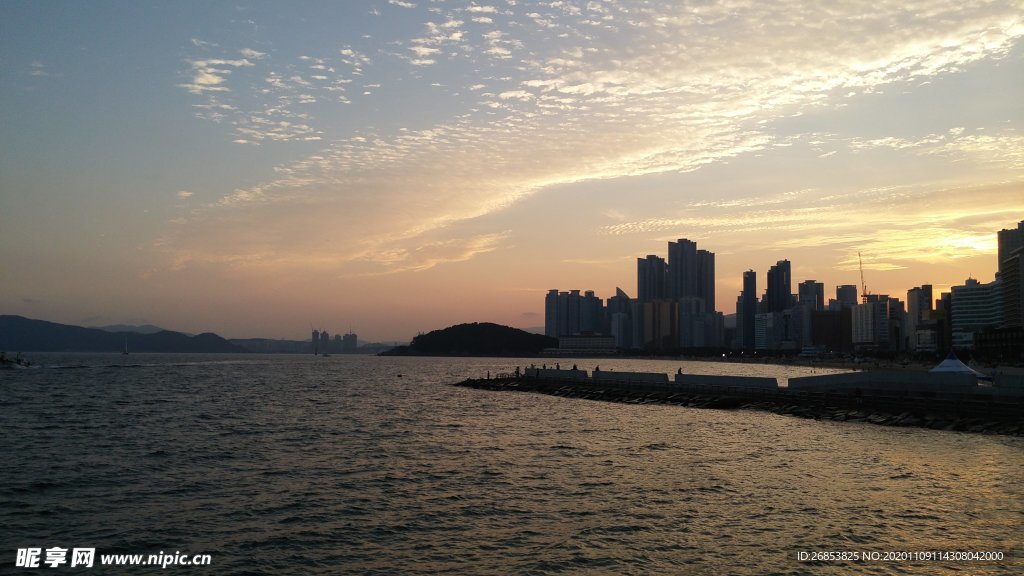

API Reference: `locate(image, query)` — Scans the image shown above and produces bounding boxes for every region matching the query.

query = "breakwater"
[455,371,1024,436]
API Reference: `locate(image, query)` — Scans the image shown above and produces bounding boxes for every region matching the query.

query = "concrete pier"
[455,370,1024,436]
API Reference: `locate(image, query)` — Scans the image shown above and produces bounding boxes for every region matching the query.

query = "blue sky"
[2,1,1022,340]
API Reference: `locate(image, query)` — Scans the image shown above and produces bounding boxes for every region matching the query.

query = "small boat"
[0,352,33,369]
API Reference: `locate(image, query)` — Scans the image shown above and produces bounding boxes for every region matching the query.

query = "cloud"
[178,57,254,95]
[165,1,1024,279]
[851,129,1024,170]
[239,48,266,59]
[29,61,54,77]
[176,191,194,199]
[602,179,1021,273]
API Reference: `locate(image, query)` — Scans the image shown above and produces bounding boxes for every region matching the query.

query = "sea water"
[1,354,1021,574]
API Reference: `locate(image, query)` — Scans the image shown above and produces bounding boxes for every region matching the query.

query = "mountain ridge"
[0,315,243,353]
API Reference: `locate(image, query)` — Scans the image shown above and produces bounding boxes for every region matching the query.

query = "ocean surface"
[1,354,1022,575]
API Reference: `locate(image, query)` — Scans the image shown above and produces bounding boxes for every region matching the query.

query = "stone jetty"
[454,368,1024,436]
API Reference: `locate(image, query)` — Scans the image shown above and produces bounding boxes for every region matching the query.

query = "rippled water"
[2,354,1022,574]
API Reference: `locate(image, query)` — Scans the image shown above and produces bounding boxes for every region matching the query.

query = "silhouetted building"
[739,270,757,349]
[906,284,934,352]
[811,308,853,353]
[546,289,604,337]
[642,299,678,350]
[853,295,904,351]
[798,280,824,311]
[667,238,716,312]
[544,289,559,338]
[833,285,858,310]
[998,221,1024,328]
[677,297,721,348]
[342,332,358,352]
[998,220,1024,267]
[637,255,668,304]
[606,287,634,349]
[766,260,792,313]
[311,329,320,355]
[580,290,604,333]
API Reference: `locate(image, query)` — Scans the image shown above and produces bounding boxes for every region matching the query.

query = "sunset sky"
[2,1,1022,342]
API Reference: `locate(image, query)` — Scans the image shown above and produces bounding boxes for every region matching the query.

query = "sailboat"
[123,336,129,355]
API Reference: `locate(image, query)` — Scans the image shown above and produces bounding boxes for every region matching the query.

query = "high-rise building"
[667,238,716,312]
[606,288,634,349]
[580,290,604,333]
[642,299,678,350]
[740,270,757,349]
[798,280,824,311]
[766,260,792,313]
[998,220,1024,268]
[311,329,320,355]
[998,221,1024,328]
[951,278,1002,348]
[637,255,668,303]
[906,284,934,352]
[545,289,604,337]
[852,294,904,351]
[544,289,559,338]
[342,332,358,352]
[835,285,858,309]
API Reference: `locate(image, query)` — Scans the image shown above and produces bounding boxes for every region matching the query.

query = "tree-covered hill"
[384,322,556,356]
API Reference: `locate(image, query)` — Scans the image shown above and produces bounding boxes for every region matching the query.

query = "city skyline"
[2,2,1023,342]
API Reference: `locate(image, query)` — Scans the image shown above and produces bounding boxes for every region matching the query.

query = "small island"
[381,322,556,356]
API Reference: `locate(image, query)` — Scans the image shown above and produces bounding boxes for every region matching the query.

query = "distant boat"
[0,352,33,369]
[123,336,129,355]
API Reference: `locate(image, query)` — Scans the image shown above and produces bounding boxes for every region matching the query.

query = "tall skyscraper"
[579,290,603,333]
[606,288,634,349]
[741,270,757,349]
[998,220,1024,268]
[836,285,858,309]
[667,238,716,312]
[798,280,824,311]
[998,221,1024,328]
[766,259,792,313]
[906,284,934,351]
[637,255,668,303]
[545,289,604,337]
[544,289,559,338]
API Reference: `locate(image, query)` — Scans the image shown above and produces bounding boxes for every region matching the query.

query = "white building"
[951,278,1002,348]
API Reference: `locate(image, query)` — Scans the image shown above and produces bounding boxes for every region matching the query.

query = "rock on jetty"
[454,368,1024,436]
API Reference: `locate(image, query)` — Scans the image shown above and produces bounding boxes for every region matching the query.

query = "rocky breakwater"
[454,370,1024,436]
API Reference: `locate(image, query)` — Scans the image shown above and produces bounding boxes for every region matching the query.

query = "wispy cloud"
[166,1,1024,277]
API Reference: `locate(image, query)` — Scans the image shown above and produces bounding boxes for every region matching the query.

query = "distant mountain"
[0,315,243,353]
[95,323,190,336]
[382,322,556,356]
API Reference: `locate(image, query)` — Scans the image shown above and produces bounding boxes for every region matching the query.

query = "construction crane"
[858,251,868,303]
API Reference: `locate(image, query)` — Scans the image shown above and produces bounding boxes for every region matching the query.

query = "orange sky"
[2,2,1022,341]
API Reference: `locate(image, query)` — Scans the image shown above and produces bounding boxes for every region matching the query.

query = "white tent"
[930,350,986,378]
